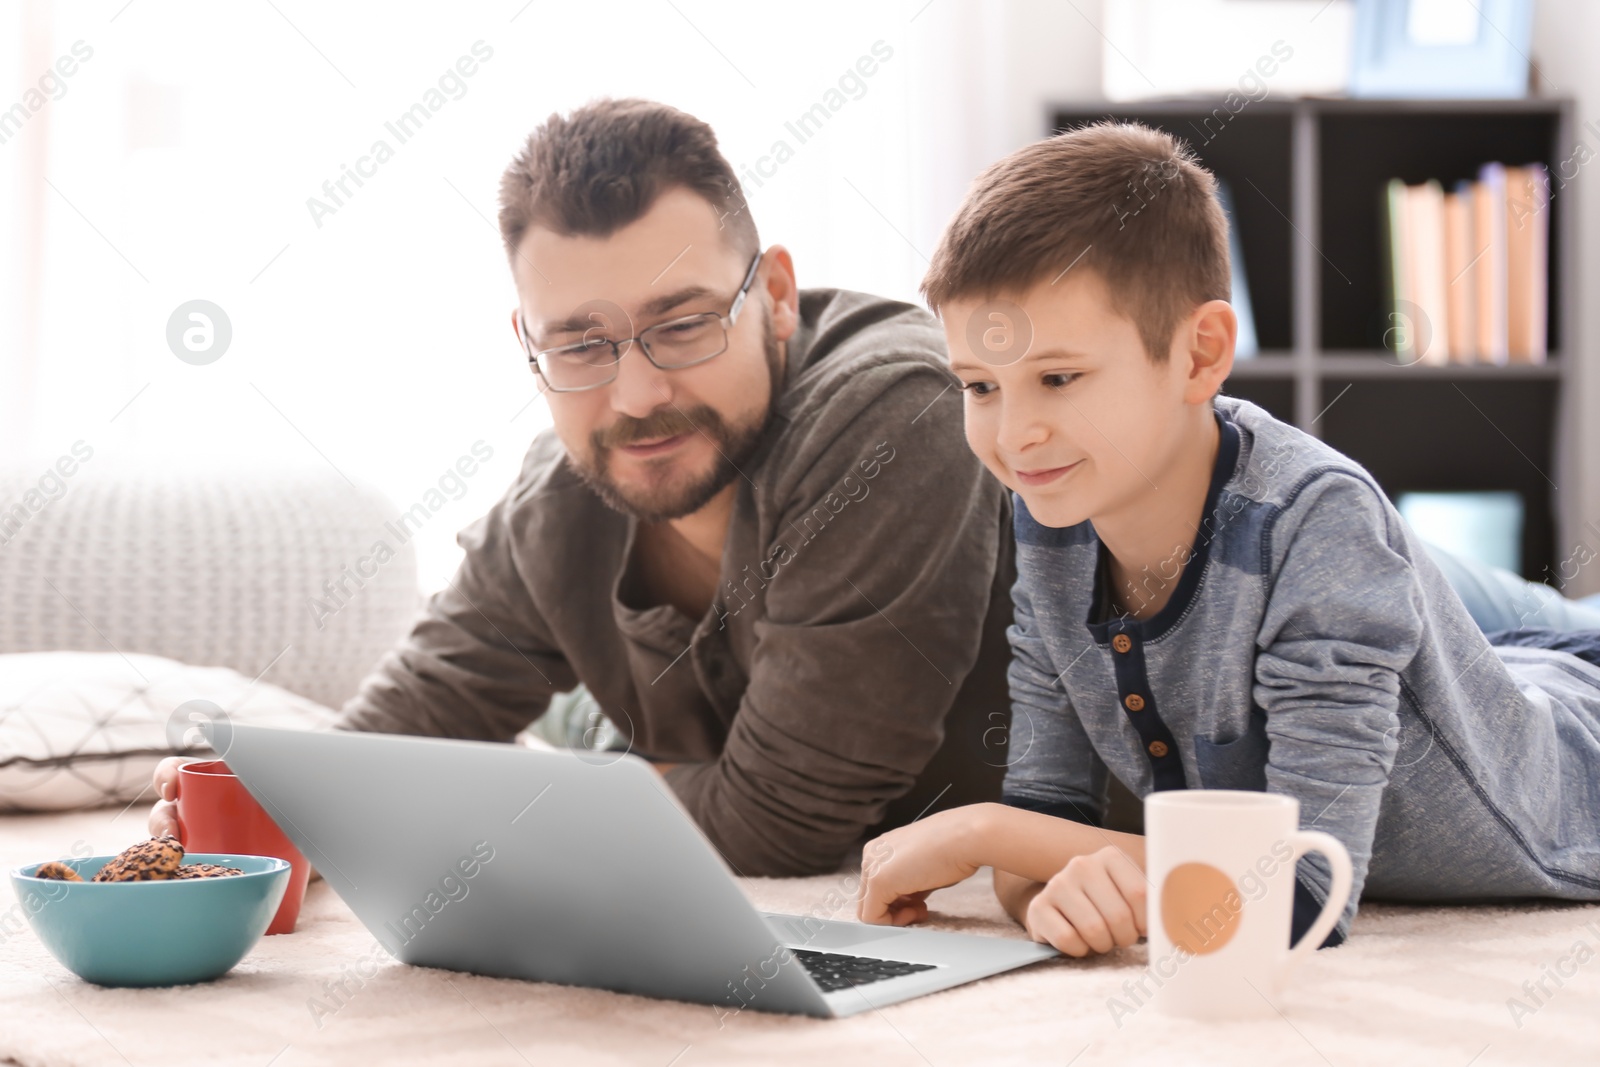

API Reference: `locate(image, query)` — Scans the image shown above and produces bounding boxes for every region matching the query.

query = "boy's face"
[943,268,1231,530]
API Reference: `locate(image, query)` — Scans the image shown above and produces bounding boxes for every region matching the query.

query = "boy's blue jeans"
[1427,543,1600,646]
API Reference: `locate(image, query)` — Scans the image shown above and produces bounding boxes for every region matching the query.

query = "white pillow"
[0,650,338,813]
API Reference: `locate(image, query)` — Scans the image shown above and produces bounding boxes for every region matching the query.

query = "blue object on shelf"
[1397,490,1523,575]
[1350,0,1533,99]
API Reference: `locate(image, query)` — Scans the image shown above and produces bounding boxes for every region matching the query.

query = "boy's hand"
[857,807,987,926]
[1024,844,1148,956]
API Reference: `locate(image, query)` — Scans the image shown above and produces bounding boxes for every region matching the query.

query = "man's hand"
[1023,844,1148,956]
[146,755,322,884]
[856,807,988,926]
[148,756,187,839]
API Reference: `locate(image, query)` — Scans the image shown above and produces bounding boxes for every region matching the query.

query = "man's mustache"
[593,406,720,450]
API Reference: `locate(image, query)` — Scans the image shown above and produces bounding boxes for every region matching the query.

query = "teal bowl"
[8,853,290,987]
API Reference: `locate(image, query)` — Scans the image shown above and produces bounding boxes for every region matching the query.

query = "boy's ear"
[1182,299,1236,404]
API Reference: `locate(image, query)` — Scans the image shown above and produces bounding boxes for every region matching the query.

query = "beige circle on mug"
[1144,790,1352,1020]
[1161,861,1242,956]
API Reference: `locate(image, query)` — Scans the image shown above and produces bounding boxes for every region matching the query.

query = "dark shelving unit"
[1050,97,1574,580]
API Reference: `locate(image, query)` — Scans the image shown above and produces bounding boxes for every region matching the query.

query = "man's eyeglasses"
[516,252,763,393]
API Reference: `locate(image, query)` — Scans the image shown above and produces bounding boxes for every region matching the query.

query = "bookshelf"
[1050,98,1575,582]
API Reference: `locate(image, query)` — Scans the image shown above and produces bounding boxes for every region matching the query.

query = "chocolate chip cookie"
[33,860,84,882]
[169,863,243,879]
[92,835,185,882]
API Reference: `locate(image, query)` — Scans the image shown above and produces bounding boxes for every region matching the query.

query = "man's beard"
[571,312,782,523]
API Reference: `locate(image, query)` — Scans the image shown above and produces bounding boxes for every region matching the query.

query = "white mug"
[1143,790,1352,1020]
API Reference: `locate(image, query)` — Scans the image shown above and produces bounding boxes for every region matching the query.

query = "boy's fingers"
[856,843,892,921]
[1026,896,1090,957]
[858,875,903,924]
[1049,871,1116,954]
[1057,899,1115,954]
[885,898,929,926]
[1078,865,1142,949]
[1105,852,1151,937]
[867,889,930,927]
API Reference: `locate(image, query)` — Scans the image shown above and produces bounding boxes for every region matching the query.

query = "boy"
[856,121,1600,955]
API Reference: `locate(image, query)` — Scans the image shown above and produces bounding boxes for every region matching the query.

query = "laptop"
[210,722,1059,1018]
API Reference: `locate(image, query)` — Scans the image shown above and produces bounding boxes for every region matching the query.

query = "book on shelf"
[1442,182,1473,363]
[1506,163,1549,363]
[1384,162,1547,365]
[1474,164,1509,363]
[1410,179,1448,364]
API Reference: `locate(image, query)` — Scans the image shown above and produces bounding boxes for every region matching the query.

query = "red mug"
[174,759,311,935]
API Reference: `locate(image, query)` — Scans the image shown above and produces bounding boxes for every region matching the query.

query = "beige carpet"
[3,805,1599,1067]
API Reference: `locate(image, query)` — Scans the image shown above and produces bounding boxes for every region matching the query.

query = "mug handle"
[1276,829,1352,986]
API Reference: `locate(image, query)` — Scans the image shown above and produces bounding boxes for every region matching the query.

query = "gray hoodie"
[1002,394,1600,944]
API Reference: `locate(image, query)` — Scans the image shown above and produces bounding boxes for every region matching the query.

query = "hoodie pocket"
[1193,704,1269,792]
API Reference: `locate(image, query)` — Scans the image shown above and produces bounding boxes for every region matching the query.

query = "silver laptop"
[211,722,1058,1018]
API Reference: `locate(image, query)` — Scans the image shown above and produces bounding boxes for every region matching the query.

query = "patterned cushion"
[0,650,336,812]
[0,463,422,713]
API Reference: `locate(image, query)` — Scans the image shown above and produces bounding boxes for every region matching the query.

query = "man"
[151,98,1013,876]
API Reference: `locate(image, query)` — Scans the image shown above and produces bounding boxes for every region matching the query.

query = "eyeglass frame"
[515,251,764,393]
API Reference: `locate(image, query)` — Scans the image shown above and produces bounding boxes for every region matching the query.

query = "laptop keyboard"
[792,948,938,992]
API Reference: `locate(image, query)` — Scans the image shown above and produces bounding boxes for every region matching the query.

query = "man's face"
[511,186,783,522]
[943,269,1202,530]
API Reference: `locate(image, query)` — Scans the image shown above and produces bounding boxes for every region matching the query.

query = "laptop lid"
[210,723,832,1017]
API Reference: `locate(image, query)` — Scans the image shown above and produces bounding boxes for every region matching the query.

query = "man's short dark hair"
[497,97,758,265]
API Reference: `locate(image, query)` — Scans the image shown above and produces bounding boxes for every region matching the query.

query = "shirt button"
[1112,634,1133,653]
[1124,693,1146,711]
[1148,740,1169,758]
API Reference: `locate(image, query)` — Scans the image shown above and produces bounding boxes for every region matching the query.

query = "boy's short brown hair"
[497,97,758,266]
[922,121,1231,363]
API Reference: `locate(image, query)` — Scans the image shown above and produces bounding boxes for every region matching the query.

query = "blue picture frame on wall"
[1350,0,1534,98]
